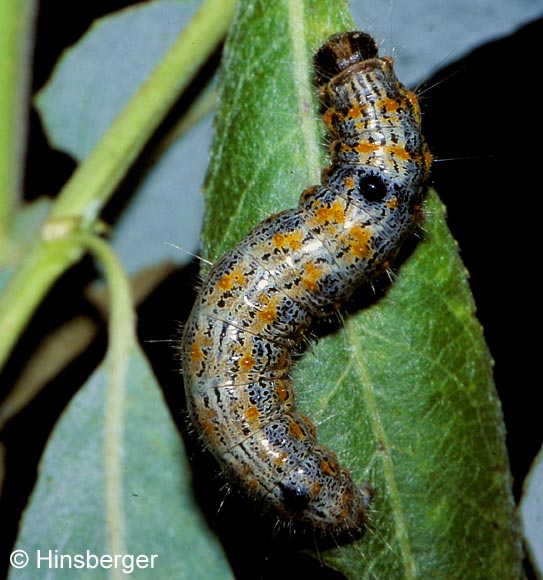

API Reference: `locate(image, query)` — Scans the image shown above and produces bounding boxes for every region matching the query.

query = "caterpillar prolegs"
[181,31,431,532]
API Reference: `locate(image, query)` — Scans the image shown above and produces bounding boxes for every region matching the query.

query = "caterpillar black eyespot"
[182,30,431,532]
[356,173,389,202]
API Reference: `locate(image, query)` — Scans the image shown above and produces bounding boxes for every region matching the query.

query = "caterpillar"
[181,31,431,532]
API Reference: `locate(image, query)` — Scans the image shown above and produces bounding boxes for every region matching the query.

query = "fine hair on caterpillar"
[181,30,431,534]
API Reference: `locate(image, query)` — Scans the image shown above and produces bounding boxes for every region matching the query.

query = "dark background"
[1,2,541,578]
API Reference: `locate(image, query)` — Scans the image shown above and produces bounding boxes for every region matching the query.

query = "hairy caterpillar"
[181,31,431,532]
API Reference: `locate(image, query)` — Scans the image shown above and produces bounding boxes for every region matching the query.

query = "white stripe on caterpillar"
[182,31,431,532]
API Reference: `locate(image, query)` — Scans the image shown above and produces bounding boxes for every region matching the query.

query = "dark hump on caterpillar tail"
[314,31,379,88]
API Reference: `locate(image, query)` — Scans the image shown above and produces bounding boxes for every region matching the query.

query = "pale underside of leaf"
[10,345,234,580]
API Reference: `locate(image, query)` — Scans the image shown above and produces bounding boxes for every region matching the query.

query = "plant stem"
[0,0,236,375]
[0,238,83,373]
[50,0,236,224]
[71,234,134,573]
[0,0,37,252]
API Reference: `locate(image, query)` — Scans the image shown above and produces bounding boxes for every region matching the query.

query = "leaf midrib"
[347,321,417,580]
[212,0,322,258]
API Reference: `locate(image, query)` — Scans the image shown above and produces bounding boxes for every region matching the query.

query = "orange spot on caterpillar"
[294,414,318,439]
[354,141,379,155]
[386,145,411,161]
[322,109,336,132]
[240,354,255,370]
[197,416,220,447]
[315,200,345,224]
[276,380,290,404]
[348,225,372,257]
[288,420,306,439]
[424,149,433,172]
[311,481,323,496]
[387,197,399,209]
[190,343,203,362]
[302,262,322,292]
[320,458,338,476]
[246,406,259,422]
[380,97,400,113]
[258,303,277,324]
[405,89,420,108]
[274,451,288,466]
[346,104,362,119]
[273,230,303,251]
[217,267,246,291]
[246,478,260,490]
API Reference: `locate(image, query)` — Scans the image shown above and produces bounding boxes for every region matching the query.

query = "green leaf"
[202,0,523,578]
[35,0,199,162]
[10,343,234,580]
[204,0,353,260]
[0,268,11,294]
